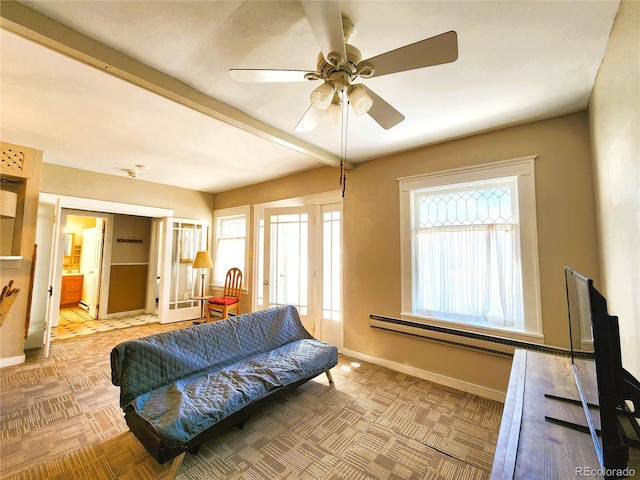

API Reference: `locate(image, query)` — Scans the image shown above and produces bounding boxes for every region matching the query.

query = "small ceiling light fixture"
[347,84,373,116]
[310,81,336,110]
[123,165,149,178]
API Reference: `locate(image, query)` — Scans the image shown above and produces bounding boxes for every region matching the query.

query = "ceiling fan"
[229,1,458,133]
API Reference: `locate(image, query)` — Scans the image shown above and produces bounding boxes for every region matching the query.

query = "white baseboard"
[0,354,26,368]
[340,348,506,403]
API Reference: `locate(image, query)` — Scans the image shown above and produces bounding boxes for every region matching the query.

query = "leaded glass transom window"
[417,185,514,228]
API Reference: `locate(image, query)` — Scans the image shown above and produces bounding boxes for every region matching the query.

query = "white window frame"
[212,205,250,291]
[399,155,543,342]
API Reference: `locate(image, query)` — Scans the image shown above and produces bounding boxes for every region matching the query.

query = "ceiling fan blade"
[229,69,315,83]
[364,31,458,78]
[363,86,405,130]
[301,1,347,65]
[294,104,323,132]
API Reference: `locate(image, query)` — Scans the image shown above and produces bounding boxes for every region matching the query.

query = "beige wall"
[110,215,152,264]
[345,112,598,394]
[41,164,215,221]
[588,0,639,378]
[216,112,599,395]
[213,166,339,210]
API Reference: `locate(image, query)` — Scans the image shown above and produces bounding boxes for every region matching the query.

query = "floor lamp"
[192,251,213,319]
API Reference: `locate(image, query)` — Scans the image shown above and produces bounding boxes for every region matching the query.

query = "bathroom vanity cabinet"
[60,274,83,307]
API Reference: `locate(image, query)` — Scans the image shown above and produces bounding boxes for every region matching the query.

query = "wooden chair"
[205,268,242,321]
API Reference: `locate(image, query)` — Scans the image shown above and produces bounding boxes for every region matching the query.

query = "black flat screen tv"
[564,266,640,476]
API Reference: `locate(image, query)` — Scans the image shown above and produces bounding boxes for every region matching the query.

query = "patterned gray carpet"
[1,321,503,479]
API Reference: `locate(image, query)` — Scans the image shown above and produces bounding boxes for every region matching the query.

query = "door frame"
[42,199,61,357]
[61,210,113,320]
[36,194,173,352]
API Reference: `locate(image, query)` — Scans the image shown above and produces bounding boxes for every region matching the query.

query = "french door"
[260,203,342,347]
[263,207,314,330]
[158,218,208,323]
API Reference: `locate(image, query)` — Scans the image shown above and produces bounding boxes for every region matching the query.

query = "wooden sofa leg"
[325,370,334,384]
[166,452,186,480]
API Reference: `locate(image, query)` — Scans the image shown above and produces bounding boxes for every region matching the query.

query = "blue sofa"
[110,305,338,477]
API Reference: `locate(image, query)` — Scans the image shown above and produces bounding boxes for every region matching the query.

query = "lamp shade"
[0,190,17,219]
[348,84,373,116]
[192,251,213,269]
[310,81,335,110]
[323,93,342,125]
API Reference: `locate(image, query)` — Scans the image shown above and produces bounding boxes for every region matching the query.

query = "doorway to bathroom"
[55,211,104,340]
[52,209,157,340]
[60,213,104,315]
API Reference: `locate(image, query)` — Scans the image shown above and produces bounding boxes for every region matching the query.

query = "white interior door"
[158,218,207,323]
[263,207,314,331]
[147,218,163,315]
[43,199,61,357]
[80,219,104,318]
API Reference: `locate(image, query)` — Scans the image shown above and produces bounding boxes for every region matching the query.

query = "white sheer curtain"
[414,224,522,327]
[213,216,246,286]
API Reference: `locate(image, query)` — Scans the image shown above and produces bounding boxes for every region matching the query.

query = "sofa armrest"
[111,344,123,386]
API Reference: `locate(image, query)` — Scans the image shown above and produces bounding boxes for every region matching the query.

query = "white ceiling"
[0,1,620,193]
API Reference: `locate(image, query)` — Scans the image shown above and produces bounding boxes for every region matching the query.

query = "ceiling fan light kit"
[229,2,458,194]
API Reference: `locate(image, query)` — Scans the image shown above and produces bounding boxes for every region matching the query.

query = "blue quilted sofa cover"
[111,305,338,451]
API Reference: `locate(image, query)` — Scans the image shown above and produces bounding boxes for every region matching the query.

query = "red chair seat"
[208,296,238,306]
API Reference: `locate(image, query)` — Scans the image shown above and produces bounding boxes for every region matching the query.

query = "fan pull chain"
[340,90,349,197]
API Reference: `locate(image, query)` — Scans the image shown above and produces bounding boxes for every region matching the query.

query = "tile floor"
[52,306,158,341]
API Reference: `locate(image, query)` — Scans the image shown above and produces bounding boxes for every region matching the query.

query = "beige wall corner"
[216,112,600,396]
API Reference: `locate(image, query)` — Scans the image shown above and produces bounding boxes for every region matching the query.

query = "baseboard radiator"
[369,314,581,358]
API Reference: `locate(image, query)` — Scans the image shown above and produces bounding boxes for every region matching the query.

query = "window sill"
[400,312,544,344]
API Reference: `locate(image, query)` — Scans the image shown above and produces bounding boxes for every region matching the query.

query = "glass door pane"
[158,218,207,323]
[319,205,343,347]
[263,207,313,328]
